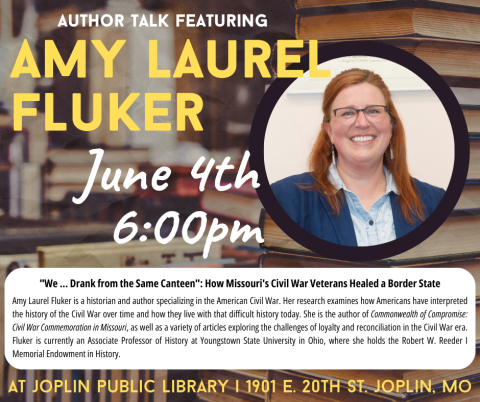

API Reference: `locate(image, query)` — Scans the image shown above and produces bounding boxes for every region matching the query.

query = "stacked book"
[36,237,222,268]
[457,88,480,220]
[260,208,480,278]
[281,0,480,291]
[257,2,480,399]
[294,0,480,87]
[268,368,480,402]
[287,1,480,297]
[290,1,480,254]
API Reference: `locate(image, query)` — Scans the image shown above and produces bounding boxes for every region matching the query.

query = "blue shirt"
[328,164,397,246]
[270,171,445,247]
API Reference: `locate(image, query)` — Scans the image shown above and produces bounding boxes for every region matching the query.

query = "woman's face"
[324,82,392,169]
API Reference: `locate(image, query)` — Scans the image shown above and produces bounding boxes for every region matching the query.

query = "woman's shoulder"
[271,172,316,198]
[271,172,316,190]
[412,178,445,209]
[271,172,318,207]
[270,173,325,227]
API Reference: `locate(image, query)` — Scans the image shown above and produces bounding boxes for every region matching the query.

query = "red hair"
[305,68,425,225]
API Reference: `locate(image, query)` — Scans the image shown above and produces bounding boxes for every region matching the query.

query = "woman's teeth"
[351,136,375,142]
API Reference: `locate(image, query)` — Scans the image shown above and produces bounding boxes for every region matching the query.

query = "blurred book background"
[0,0,296,268]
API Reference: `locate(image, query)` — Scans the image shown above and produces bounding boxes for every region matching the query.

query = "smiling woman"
[270,68,445,247]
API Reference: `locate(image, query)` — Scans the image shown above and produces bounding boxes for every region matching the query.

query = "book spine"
[295,15,301,41]
[296,1,480,17]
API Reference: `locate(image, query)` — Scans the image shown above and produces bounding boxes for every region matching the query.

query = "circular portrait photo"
[264,56,454,248]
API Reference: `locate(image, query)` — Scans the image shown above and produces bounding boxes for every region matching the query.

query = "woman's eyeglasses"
[332,106,388,125]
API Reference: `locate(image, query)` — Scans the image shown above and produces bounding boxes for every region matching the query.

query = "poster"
[1,1,479,402]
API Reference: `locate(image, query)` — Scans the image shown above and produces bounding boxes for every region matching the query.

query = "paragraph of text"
[4,268,475,370]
